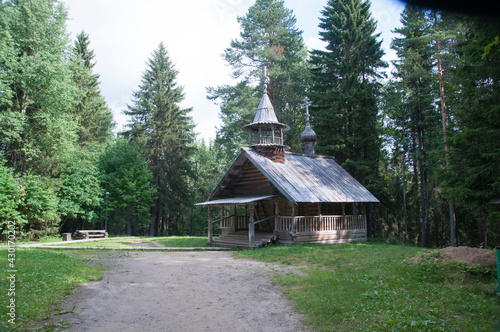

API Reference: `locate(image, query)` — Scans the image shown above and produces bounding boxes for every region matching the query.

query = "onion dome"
[300,97,317,157]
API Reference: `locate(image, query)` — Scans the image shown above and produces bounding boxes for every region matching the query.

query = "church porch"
[205,199,367,248]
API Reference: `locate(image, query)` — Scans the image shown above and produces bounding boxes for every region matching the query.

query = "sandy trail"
[57,251,306,332]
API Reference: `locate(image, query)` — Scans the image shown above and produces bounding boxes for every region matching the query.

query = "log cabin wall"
[229,160,276,197]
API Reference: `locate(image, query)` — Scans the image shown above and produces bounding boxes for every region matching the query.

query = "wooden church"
[197,74,379,248]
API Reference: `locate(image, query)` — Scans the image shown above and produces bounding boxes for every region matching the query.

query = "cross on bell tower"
[300,97,317,157]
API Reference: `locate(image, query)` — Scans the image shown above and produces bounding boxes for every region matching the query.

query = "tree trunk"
[477,213,487,248]
[435,32,458,247]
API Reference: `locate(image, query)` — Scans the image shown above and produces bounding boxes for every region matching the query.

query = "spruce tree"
[446,17,500,247]
[390,5,440,248]
[208,0,310,158]
[309,0,387,192]
[71,31,113,145]
[124,43,195,236]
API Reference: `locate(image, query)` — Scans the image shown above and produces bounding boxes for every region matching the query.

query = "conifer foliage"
[71,31,114,145]
[309,0,387,194]
[208,0,310,158]
[124,43,195,236]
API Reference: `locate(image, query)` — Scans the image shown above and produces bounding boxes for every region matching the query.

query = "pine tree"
[124,43,195,236]
[309,0,387,194]
[208,0,310,157]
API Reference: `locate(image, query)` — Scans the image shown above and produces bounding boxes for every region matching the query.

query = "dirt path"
[56,251,307,332]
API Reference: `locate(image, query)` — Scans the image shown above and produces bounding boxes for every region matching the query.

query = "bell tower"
[243,66,289,163]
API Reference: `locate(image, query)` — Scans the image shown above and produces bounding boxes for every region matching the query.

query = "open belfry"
[197,68,379,248]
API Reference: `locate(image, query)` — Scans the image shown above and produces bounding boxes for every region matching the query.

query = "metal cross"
[263,63,269,93]
[301,97,313,122]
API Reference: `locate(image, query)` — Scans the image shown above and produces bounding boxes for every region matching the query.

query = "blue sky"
[62,0,405,143]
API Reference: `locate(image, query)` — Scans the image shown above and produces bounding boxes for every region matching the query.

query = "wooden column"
[363,204,367,240]
[208,206,213,244]
[244,205,248,230]
[274,200,279,232]
[221,206,225,228]
[291,203,296,233]
[342,204,346,229]
[233,206,237,232]
[249,204,255,248]
[317,203,322,231]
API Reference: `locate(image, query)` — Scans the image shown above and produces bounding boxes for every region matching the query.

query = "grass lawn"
[0,248,104,331]
[55,236,210,248]
[14,236,63,245]
[236,242,500,331]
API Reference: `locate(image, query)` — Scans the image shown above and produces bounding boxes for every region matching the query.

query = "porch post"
[244,205,248,230]
[363,204,368,240]
[233,205,237,232]
[291,204,296,233]
[274,200,279,232]
[208,206,213,244]
[249,204,255,247]
[317,203,322,231]
[221,205,225,228]
[342,204,346,229]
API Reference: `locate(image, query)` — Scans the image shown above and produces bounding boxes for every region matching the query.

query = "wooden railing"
[253,136,283,145]
[237,216,248,229]
[276,215,366,233]
[218,215,249,230]
[218,215,233,228]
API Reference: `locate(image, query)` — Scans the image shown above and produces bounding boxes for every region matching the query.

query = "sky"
[62,0,405,143]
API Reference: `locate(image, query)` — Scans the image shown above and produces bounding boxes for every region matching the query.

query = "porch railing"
[276,215,366,233]
[218,215,249,229]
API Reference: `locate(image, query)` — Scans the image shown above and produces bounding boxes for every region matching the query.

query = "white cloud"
[63,0,403,143]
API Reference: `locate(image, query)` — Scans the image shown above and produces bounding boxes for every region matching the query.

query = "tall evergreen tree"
[208,0,310,159]
[71,31,113,145]
[390,5,440,247]
[445,16,500,247]
[308,0,387,202]
[123,43,195,236]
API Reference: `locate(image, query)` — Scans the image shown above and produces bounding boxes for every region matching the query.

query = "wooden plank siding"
[200,147,377,247]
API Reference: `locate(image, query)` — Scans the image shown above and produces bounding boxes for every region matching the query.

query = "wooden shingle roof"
[205,147,379,205]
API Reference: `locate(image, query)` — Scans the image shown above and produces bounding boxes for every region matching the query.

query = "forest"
[0,0,498,248]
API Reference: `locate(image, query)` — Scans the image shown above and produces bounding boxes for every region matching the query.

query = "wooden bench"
[72,230,108,240]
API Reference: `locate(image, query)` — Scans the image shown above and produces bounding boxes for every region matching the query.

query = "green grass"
[151,236,209,247]
[55,236,210,248]
[0,248,104,331]
[10,236,63,246]
[235,242,500,331]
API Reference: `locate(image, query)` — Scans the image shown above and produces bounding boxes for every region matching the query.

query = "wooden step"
[213,233,276,248]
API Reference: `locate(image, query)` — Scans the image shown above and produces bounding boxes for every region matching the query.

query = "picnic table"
[72,230,108,240]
